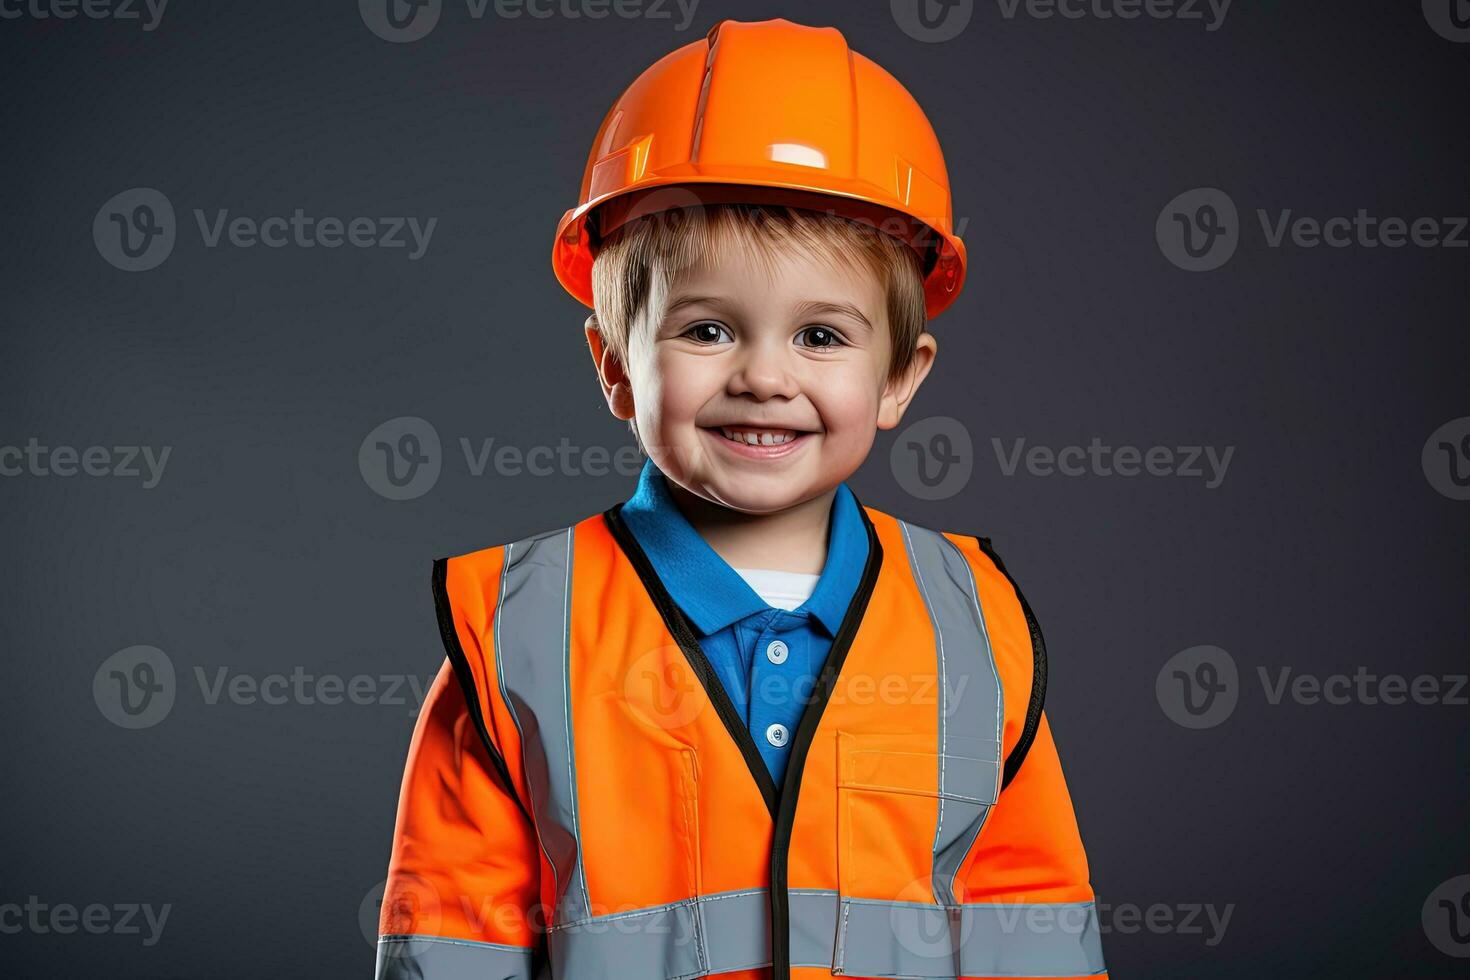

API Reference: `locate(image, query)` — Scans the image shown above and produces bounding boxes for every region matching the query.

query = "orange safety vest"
[377,499,1107,980]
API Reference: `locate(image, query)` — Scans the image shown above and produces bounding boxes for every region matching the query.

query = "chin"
[700,477,817,515]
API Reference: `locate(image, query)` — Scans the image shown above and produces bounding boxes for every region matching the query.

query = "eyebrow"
[792,299,874,334]
[663,295,875,333]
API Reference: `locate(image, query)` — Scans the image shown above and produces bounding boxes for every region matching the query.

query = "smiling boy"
[376,17,1107,980]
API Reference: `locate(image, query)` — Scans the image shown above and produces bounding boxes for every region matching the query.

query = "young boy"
[376,17,1106,980]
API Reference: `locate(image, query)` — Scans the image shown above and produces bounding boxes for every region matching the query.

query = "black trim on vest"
[602,493,884,980]
[431,557,534,825]
[603,502,782,819]
[769,497,882,980]
[972,536,1049,792]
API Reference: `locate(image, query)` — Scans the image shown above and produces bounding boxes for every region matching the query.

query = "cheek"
[815,371,883,430]
[645,352,714,423]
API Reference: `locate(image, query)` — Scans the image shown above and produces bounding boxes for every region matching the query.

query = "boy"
[376,17,1107,980]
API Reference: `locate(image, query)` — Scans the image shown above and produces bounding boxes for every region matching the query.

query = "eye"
[795,325,846,349]
[681,320,732,345]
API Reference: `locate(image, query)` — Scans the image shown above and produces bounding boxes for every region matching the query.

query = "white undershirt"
[732,567,820,612]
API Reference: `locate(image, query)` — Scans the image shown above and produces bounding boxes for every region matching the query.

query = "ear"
[876,330,938,431]
[584,315,637,421]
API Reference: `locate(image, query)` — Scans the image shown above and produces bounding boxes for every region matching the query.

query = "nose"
[728,334,800,401]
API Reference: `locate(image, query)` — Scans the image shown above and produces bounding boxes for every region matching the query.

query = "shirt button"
[765,639,789,664]
[765,723,789,747]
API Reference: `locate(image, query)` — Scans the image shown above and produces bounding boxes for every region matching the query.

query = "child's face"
[590,238,936,516]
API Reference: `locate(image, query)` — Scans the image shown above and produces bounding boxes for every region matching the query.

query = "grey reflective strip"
[787,889,840,968]
[836,896,1106,978]
[495,525,589,922]
[376,934,535,980]
[542,890,1102,978]
[548,888,772,979]
[898,521,1003,909]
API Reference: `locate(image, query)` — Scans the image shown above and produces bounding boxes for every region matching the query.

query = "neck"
[663,481,837,576]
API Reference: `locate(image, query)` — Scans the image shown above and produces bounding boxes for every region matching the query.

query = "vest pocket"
[833,730,1000,979]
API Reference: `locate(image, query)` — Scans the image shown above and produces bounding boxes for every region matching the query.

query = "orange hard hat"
[551,17,968,320]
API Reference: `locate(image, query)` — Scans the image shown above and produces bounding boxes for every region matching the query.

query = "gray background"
[2,0,1467,977]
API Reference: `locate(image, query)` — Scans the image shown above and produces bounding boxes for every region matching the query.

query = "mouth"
[700,424,817,458]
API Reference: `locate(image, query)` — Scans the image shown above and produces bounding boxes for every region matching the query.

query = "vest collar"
[617,457,868,637]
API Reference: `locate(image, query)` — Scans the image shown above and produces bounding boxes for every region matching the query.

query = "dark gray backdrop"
[2,1,1467,977]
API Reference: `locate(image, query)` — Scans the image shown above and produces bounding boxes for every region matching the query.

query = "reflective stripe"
[548,887,771,979]
[376,934,536,980]
[787,889,841,967]
[541,889,1103,979]
[836,896,1107,978]
[495,525,590,922]
[898,521,1003,908]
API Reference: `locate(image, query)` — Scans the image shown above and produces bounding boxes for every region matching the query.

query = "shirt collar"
[618,457,869,637]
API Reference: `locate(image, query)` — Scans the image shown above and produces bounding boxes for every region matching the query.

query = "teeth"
[720,427,798,446]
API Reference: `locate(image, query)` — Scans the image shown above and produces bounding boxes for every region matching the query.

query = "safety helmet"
[551,17,968,320]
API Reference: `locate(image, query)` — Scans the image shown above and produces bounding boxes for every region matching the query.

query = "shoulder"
[434,510,609,634]
[858,501,1029,596]
[861,502,1049,788]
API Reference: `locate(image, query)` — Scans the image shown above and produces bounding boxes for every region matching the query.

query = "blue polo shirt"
[619,457,869,788]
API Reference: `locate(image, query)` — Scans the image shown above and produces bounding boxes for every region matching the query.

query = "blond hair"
[590,203,929,384]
